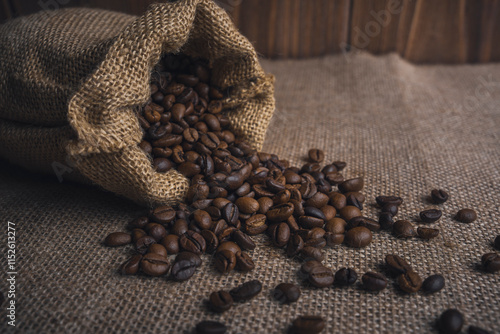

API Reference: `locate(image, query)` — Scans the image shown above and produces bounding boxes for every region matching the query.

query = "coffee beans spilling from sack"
[104,54,495,334]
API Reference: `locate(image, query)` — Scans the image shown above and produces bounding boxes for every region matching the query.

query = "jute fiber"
[0,3,275,206]
[0,53,499,333]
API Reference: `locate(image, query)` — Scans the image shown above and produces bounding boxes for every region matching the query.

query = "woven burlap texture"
[0,52,499,333]
[0,2,275,206]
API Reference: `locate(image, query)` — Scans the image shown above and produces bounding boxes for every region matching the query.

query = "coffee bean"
[422,274,445,293]
[267,203,294,223]
[495,235,500,250]
[273,283,301,303]
[308,149,324,163]
[235,251,255,272]
[231,230,255,251]
[145,223,167,241]
[381,203,398,216]
[304,207,327,221]
[346,193,363,210]
[481,253,500,273]
[128,216,149,229]
[325,232,344,246]
[456,209,477,223]
[244,214,268,235]
[393,220,416,238]
[148,243,168,257]
[347,216,380,231]
[397,270,422,293]
[338,177,364,193]
[329,193,346,210]
[201,230,219,253]
[417,227,440,239]
[300,260,323,277]
[193,209,213,230]
[334,268,357,286]
[438,309,464,334]
[379,212,394,230]
[300,246,325,262]
[209,290,233,313]
[344,226,372,248]
[325,218,346,234]
[119,255,142,275]
[420,209,442,223]
[230,280,262,302]
[270,222,291,247]
[286,234,304,257]
[468,326,491,334]
[362,272,388,291]
[308,265,334,288]
[431,189,449,204]
[135,236,156,254]
[150,205,176,224]
[171,252,201,281]
[375,195,403,207]
[298,216,324,229]
[140,253,170,276]
[339,205,362,221]
[235,197,260,214]
[214,250,236,273]
[161,234,179,254]
[195,320,227,334]
[179,230,206,254]
[291,315,325,334]
[221,202,239,226]
[104,232,131,246]
[385,254,412,276]
[320,205,336,221]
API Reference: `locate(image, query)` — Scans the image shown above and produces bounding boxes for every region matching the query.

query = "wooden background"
[1,0,500,63]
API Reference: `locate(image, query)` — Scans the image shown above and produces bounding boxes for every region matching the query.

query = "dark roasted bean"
[195,320,227,334]
[422,274,445,293]
[104,232,131,246]
[334,268,357,286]
[431,189,449,204]
[420,209,442,223]
[397,270,422,293]
[417,227,440,239]
[438,309,464,334]
[273,283,301,303]
[308,265,334,288]
[291,315,325,334]
[344,226,372,248]
[385,254,412,276]
[362,272,388,291]
[456,209,477,223]
[481,253,500,273]
[230,280,262,302]
[209,290,233,313]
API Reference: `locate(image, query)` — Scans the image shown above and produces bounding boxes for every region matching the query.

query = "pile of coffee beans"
[103,54,496,334]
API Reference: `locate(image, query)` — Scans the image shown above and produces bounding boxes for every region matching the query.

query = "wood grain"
[1,0,499,63]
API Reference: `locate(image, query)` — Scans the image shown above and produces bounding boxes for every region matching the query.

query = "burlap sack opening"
[0,1,275,206]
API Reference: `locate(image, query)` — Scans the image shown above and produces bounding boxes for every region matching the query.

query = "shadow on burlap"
[0,52,499,333]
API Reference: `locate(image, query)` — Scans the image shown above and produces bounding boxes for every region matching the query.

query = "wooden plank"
[396,0,418,55]
[476,0,500,62]
[405,0,467,63]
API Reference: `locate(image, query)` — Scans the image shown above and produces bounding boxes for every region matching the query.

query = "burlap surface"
[0,52,499,333]
[0,3,275,206]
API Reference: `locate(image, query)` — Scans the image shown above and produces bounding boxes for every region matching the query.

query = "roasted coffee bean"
[171,252,201,281]
[145,223,167,241]
[245,214,268,235]
[385,254,412,275]
[303,207,327,221]
[178,161,201,177]
[325,232,344,246]
[150,205,176,224]
[397,270,422,293]
[230,280,262,302]
[308,265,334,288]
[339,206,362,221]
[338,177,364,193]
[273,283,301,303]
[179,231,206,254]
[304,237,326,249]
[431,189,449,204]
[170,219,188,236]
[381,203,398,216]
[438,309,464,334]
[495,235,500,250]
[257,197,274,214]
[119,255,142,275]
[456,209,477,223]
[344,226,372,248]
[379,212,394,230]
[201,230,219,253]
[135,236,157,254]
[291,315,325,334]
[128,216,149,229]
[217,241,241,256]
[193,209,212,230]
[346,193,363,210]
[393,220,416,238]
[153,158,174,172]
[467,326,491,334]
[214,250,236,273]
[104,232,131,246]
[334,268,358,286]
[300,246,324,262]
[375,195,403,207]
[161,234,179,254]
[140,253,170,276]
[332,161,346,171]
[298,216,324,229]
[308,149,324,163]
[232,230,256,250]
[286,234,304,257]
[417,227,440,239]
[347,216,380,231]
[325,218,346,234]
[270,222,290,247]
[300,260,323,276]
[362,272,388,291]
[422,274,445,293]
[195,320,227,334]
[209,290,233,313]
[267,203,294,223]
[329,193,346,210]
[235,197,259,214]
[320,205,336,221]
[420,209,442,223]
[235,252,255,272]
[481,253,500,273]
[148,243,168,257]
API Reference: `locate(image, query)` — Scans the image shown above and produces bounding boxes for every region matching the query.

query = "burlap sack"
[0,1,275,206]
